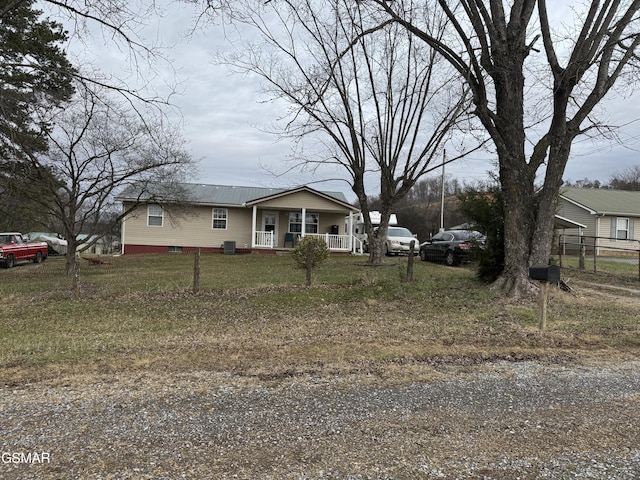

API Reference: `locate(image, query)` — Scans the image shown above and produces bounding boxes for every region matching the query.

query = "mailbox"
[529,264,560,283]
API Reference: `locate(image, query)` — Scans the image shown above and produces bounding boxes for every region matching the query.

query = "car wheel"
[384,244,390,256]
[445,250,456,267]
[34,251,43,264]
[5,254,15,268]
[419,248,427,261]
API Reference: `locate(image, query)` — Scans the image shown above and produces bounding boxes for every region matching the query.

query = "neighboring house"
[119,183,359,254]
[557,187,640,255]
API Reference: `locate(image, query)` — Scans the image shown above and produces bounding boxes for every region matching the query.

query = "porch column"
[251,205,257,248]
[348,211,354,253]
[121,213,126,255]
[595,215,601,256]
[301,207,306,238]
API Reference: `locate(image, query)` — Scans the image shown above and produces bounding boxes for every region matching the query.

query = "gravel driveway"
[1,359,639,479]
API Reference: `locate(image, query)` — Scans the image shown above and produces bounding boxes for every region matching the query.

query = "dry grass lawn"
[1,253,638,385]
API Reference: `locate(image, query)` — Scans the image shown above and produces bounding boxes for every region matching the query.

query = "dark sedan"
[419,230,485,266]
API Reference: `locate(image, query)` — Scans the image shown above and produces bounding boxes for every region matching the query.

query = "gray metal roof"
[184,184,288,206]
[119,183,351,207]
[560,187,640,216]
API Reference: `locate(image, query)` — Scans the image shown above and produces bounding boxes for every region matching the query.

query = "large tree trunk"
[493,151,537,297]
[531,86,576,266]
[478,20,538,297]
[369,231,386,264]
[530,144,571,266]
[368,208,393,265]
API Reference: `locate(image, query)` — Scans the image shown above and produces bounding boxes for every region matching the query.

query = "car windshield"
[0,235,14,244]
[388,228,414,237]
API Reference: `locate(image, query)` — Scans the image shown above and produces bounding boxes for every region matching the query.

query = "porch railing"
[351,236,365,254]
[254,231,275,248]
[305,233,351,251]
[254,231,351,251]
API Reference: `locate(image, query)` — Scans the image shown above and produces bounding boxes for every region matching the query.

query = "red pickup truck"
[0,233,48,268]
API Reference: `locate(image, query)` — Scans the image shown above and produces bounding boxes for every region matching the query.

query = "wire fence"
[557,234,640,281]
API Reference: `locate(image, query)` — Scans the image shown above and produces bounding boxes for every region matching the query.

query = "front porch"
[248,202,361,253]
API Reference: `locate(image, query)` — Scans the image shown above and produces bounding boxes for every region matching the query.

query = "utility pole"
[440,150,446,232]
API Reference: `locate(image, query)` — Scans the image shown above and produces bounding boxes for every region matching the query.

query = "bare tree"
[40,0,178,107]
[365,0,640,295]
[610,164,640,190]
[25,82,195,274]
[213,0,478,263]
[1,1,196,236]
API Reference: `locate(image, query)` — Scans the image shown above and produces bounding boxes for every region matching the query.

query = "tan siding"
[256,191,348,211]
[598,216,612,239]
[597,216,640,253]
[123,204,253,248]
[276,211,347,233]
[318,213,346,234]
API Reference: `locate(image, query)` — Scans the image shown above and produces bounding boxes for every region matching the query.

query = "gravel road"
[1,359,639,479]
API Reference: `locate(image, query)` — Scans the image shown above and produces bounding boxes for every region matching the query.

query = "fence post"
[193,247,201,294]
[305,241,313,287]
[406,240,415,282]
[579,235,585,270]
[73,258,80,298]
[539,281,549,331]
[557,235,563,268]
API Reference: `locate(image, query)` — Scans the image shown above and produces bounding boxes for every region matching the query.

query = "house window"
[147,204,163,226]
[212,208,228,229]
[289,212,319,234]
[616,217,630,240]
[168,246,183,253]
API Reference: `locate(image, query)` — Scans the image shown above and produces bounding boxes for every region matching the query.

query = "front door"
[262,212,278,247]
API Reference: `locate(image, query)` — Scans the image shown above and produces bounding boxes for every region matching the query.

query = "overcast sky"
[50,1,640,202]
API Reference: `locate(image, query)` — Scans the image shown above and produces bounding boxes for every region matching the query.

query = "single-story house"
[118,183,359,254]
[557,187,640,255]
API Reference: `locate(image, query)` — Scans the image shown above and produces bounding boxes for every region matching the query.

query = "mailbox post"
[528,265,560,330]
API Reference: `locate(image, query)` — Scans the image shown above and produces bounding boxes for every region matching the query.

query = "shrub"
[291,235,330,268]
[458,180,505,283]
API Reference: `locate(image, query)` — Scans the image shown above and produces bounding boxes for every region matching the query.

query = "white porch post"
[595,215,601,256]
[121,213,126,255]
[301,207,306,238]
[251,205,257,248]
[348,211,354,253]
